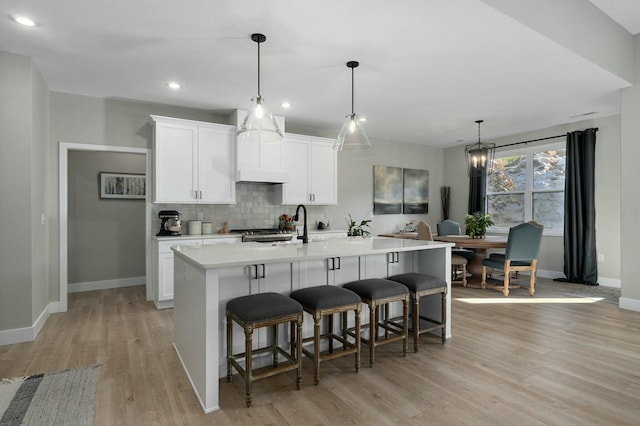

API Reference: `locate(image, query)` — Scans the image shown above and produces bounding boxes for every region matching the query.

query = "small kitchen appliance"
[157,210,182,236]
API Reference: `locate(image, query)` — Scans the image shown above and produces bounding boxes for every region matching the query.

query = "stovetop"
[230,228,295,242]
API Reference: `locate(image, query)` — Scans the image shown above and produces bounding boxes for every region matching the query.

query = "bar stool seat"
[387,272,447,352]
[226,292,303,407]
[343,278,409,367]
[289,285,361,385]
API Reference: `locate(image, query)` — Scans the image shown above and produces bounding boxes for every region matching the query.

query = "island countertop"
[172,236,454,269]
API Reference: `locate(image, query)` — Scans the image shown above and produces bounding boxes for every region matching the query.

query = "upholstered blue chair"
[436,220,474,261]
[480,222,543,296]
[435,220,471,285]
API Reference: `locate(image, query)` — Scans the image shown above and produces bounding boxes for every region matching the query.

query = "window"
[486,143,565,234]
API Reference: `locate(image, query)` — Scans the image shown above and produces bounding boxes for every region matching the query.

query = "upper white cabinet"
[151,115,235,204]
[230,109,288,183]
[278,133,338,205]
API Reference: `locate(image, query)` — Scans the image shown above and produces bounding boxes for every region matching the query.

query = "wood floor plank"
[1,280,639,425]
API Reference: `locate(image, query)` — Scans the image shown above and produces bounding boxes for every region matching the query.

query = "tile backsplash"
[152,183,332,232]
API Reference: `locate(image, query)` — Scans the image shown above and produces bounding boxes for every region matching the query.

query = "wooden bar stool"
[387,272,447,352]
[226,292,303,407]
[343,278,409,367]
[289,285,362,385]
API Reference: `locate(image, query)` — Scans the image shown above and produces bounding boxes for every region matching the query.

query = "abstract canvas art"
[373,165,403,214]
[403,168,429,214]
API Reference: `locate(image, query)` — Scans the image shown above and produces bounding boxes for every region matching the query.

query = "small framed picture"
[99,172,146,200]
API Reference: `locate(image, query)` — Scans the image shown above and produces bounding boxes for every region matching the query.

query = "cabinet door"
[197,125,236,204]
[280,136,311,204]
[157,252,175,301]
[154,122,197,202]
[331,256,361,286]
[362,253,390,279]
[309,139,338,205]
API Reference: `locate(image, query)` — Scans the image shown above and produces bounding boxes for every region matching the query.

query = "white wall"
[323,139,445,235]
[443,114,621,284]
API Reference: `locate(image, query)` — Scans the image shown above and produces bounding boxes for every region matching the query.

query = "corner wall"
[0,51,49,338]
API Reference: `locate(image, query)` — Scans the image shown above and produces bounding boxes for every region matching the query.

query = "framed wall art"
[373,165,403,214]
[403,168,429,214]
[99,172,146,200]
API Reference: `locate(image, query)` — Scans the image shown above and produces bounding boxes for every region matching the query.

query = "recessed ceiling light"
[281,101,291,109]
[13,15,36,27]
[167,81,181,90]
[358,116,367,122]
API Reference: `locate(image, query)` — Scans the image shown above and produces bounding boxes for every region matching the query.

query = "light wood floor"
[2,279,639,425]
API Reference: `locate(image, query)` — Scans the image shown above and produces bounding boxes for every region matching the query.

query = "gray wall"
[0,51,49,331]
[443,114,621,283]
[68,151,145,283]
[48,92,228,303]
[620,34,640,303]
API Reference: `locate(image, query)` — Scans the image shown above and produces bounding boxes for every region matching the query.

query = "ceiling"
[1,0,638,147]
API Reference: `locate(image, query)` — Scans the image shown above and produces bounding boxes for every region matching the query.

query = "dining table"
[432,235,508,276]
[379,233,508,277]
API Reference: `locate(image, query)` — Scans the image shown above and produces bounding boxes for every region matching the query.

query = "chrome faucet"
[294,204,308,243]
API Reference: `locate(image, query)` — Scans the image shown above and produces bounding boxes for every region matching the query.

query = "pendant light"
[334,61,371,151]
[465,120,495,176]
[236,33,283,143]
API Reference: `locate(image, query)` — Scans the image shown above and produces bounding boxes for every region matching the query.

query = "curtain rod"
[495,128,598,149]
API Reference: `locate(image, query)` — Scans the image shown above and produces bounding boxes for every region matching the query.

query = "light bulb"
[349,118,357,133]
[254,103,264,119]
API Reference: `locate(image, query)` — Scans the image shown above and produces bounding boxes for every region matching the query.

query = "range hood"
[231,110,288,183]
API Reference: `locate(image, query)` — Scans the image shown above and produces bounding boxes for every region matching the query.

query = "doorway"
[58,142,152,312]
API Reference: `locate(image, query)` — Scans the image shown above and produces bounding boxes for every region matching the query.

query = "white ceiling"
[1,0,638,147]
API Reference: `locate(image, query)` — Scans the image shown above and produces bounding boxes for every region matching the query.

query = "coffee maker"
[157,210,182,236]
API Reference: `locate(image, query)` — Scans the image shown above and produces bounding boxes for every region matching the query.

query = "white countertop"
[172,236,453,269]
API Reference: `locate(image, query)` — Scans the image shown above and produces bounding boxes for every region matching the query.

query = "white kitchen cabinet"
[278,134,338,205]
[153,236,241,309]
[362,251,416,279]
[231,109,287,183]
[292,255,360,289]
[154,239,201,309]
[151,115,235,204]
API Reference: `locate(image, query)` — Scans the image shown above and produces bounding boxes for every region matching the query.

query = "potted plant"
[346,214,372,237]
[464,212,494,238]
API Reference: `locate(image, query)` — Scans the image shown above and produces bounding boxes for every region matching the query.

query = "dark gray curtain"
[557,128,598,285]
[441,186,451,220]
[468,172,486,214]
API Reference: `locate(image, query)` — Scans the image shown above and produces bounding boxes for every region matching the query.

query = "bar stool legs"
[290,285,362,385]
[226,292,303,407]
[343,278,410,368]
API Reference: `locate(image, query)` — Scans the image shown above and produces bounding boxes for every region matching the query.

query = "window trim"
[486,141,565,237]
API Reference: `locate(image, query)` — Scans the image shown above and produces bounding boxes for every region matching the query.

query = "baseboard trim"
[68,276,145,293]
[0,303,51,347]
[619,297,640,312]
[535,269,621,288]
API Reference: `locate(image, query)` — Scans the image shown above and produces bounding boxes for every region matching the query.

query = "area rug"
[563,285,621,304]
[0,365,100,426]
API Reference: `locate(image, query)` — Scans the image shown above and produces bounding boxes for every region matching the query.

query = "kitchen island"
[172,236,454,413]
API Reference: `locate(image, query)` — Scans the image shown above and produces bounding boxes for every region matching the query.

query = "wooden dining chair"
[480,222,543,296]
[418,221,467,286]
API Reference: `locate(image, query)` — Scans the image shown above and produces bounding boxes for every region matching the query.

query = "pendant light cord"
[351,65,355,115]
[257,40,261,97]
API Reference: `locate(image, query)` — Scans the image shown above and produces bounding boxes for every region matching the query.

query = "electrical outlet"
[598,254,605,262]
